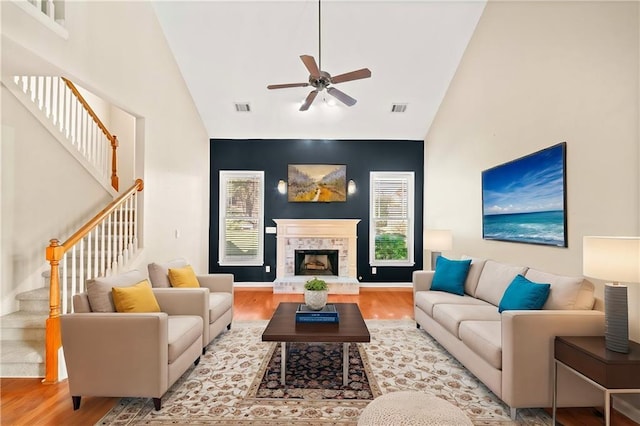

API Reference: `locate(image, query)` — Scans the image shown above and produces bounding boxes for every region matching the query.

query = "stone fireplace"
[273,219,360,294]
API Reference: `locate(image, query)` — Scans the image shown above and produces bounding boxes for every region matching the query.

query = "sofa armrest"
[501,309,605,408]
[412,270,434,295]
[60,313,169,397]
[197,273,234,294]
[152,288,209,317]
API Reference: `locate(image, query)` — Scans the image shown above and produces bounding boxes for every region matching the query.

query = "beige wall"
[425,2,639,414]
[1,1,210,311]
[425,0,639,335]
[1,89,113,313]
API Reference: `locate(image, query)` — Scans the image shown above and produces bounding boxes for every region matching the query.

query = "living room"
[1,0,638,424]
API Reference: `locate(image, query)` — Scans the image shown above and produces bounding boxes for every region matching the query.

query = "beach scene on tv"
[288,164,347,202]
[482,143,566,247]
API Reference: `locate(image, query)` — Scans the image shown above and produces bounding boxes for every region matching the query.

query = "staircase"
[0,289,48,377]
[1,74,143,380]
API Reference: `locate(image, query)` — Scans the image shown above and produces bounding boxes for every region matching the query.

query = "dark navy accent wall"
[209,139,424,282]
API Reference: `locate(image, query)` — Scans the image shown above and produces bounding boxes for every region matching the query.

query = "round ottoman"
[358,391,473,426]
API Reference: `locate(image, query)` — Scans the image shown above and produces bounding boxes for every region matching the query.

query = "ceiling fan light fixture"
[266,0,371,111]
[323,95,337,107]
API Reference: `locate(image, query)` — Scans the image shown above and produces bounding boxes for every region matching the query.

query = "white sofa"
[413,257,605,418]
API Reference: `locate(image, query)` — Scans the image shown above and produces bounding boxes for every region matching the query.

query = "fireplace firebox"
[294,250,339,276]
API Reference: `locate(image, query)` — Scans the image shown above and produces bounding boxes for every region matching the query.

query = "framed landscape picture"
[288,164,347,202]
[481,142,567,247]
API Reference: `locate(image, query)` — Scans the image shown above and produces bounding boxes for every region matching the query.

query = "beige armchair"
[147,259,234,353]
[60,270,204,411]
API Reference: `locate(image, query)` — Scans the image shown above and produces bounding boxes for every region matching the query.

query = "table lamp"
[424,229,453,270]
[583,236,640,353]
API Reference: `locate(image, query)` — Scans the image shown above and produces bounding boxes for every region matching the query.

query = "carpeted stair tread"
[0,311,47,328]
[0,340,44,363]
[16,287,50,301]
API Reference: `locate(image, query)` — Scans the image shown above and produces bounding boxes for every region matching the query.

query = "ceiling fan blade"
[326,87,357,107]
[299,90,319,111]
[330,68,372,84]
[267,82,310,90]
[300,55,321,78]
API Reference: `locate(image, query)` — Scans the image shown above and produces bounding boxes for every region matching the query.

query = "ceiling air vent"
[391,103,407,113]
[234,103,251,112]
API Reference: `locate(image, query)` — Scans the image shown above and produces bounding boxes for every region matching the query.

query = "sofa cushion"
[112,280,161,313]
[475,261,528,306]
[459,321,502,370]
[414,291,488,317]
[148,259,189,288]
[431,257,472,296]
[525,269,595,310]
[168,265,200,288]
[432,304,501,338]
[86,269,147,312]
[498,275,550,313]
[167,315,202,364]
[460,256,487,297]
[209,293,234,323]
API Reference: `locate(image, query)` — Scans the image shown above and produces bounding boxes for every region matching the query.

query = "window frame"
[218,170,264,266]
[369,171,415,267]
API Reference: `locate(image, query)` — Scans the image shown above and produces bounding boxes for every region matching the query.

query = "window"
[369,171,415,266]
[219,171,264,266]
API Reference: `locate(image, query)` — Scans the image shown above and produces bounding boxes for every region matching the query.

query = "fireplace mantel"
[273,219,360,293]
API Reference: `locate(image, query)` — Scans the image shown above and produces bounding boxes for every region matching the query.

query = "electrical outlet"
[372,267,377,274]
[265,265,270,273]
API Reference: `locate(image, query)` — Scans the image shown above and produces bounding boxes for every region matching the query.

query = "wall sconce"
[277,180,287,194]
[347,179,357,194]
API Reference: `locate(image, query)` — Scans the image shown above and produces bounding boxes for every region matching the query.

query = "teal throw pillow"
[498,274,551,313]
[431,256,472,296]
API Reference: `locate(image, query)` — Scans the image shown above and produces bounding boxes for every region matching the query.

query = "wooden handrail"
[59,179,143,250]
[43,178,143,383]
[61,77,114,143]
[62,77,119,191]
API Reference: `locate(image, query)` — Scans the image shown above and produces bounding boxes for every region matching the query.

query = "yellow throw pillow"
[112,280,161,313]
[168,265,200,288]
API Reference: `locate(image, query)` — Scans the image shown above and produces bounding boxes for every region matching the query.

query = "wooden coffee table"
[262,302,370,386]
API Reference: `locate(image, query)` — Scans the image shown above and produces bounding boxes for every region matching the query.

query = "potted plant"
[304,277,329,310]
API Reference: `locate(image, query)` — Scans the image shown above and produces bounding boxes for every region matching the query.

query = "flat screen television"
[481,142,567,247]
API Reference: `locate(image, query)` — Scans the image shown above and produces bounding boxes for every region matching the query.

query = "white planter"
[304,289,328,310]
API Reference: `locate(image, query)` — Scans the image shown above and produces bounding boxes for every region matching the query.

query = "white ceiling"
[153,1,486,141]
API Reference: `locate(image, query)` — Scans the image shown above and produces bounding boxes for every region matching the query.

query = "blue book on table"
[296,304,339,323]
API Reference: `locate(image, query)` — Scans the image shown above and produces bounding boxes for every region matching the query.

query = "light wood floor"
[1,288,636,425]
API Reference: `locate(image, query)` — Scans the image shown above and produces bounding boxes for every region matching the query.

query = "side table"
[553,336,640,426]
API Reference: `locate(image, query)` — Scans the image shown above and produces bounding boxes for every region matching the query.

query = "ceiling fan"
[267,1,372,111]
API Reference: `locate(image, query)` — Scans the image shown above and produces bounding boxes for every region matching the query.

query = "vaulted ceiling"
[153,1,486,140]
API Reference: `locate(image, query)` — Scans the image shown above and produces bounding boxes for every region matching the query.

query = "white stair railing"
[12,75,119,191]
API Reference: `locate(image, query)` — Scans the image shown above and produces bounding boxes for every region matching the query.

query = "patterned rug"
[248,341,380,400]
[97,320,552,425]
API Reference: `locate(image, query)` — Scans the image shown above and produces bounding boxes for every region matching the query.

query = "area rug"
[247,341,380,400]
[97,320,552,425]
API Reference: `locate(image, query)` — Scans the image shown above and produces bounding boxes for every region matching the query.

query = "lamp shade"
[424,229,453,251]
[583,236,640,283]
